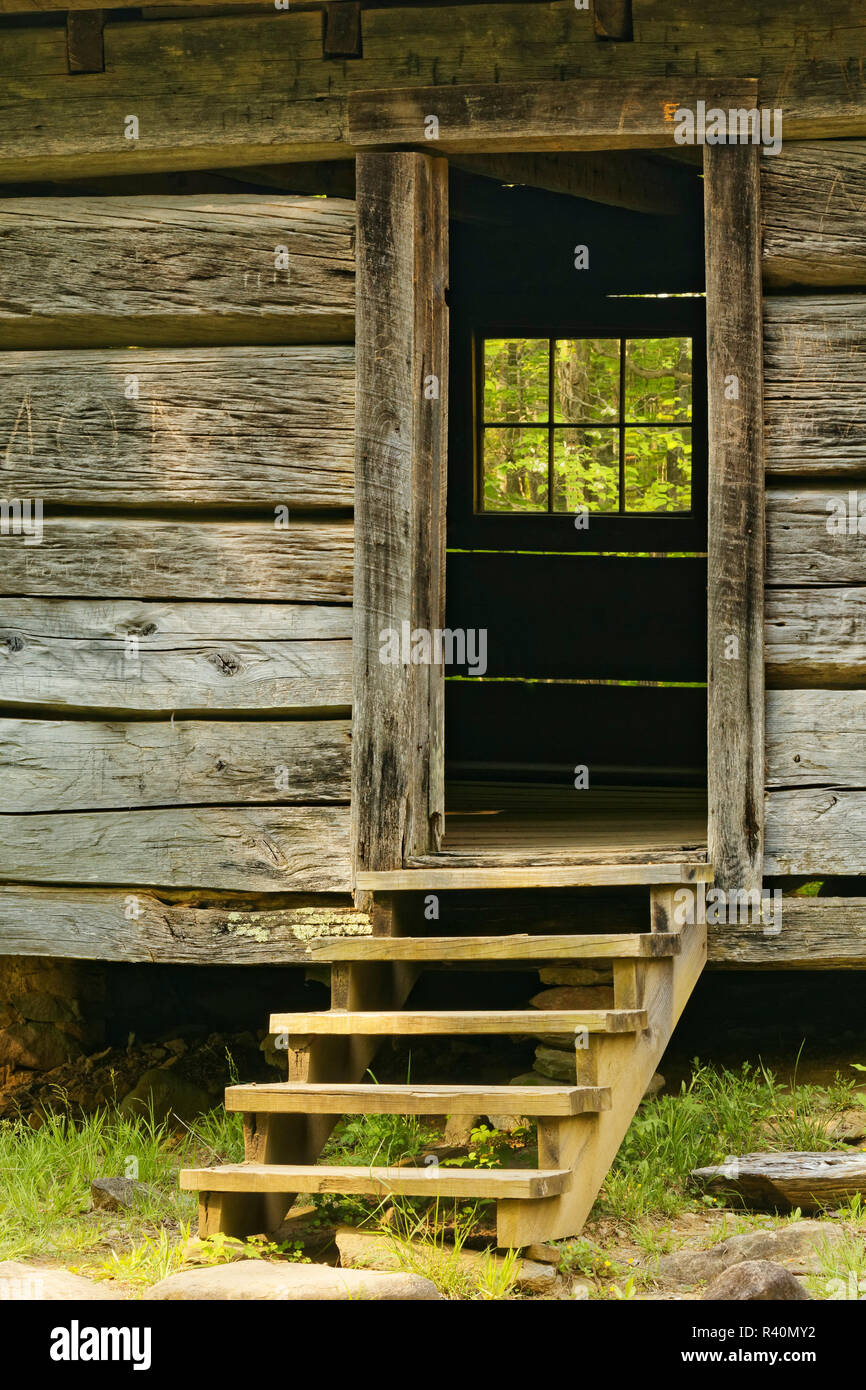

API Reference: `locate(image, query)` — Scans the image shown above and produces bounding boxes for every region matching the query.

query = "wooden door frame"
[351,81,765,893]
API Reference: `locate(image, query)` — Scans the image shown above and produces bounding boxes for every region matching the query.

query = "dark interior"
[443,164,708,860]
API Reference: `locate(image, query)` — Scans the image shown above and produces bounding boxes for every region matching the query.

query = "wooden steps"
[224,1082,612,1115]
[302,932,682,962]
[180,882,709,1247]
[269,1009,648,1035]
[181,1163,571,1200]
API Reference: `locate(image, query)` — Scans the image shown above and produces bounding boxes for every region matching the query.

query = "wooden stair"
[180,878,708,1248]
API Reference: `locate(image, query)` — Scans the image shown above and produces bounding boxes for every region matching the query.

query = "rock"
[146,1259,443,1301]
[533,1045,576,1083]
[0,1021,83,1071]
[14,992,81,1026]
[530,986,616,1010]
[486,1113,529,1133]
[90,1177,152,1211]
[538,967,612,988]
[828,1109,866,1143]
[701,1260,811,1301]
[643,1072,666,1099]
[657,1219,846,1285]
[443,1113,480,1146]
[335,1225,555,1294]
[508,1072,551,1088]
[0,1260,121,1301]
[120,1068,214,1125]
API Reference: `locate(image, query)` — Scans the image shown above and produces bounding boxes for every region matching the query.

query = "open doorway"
[443,164,708,865]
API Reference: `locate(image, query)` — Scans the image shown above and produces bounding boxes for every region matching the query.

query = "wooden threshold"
[356,862,712,891]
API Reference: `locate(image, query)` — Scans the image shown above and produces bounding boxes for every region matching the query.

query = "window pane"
[483,338,549,423]
[624,427,692,512]
[552,429,619,513]
[482,427,549,511]
[554,339,620,423]
[625,338,692,422]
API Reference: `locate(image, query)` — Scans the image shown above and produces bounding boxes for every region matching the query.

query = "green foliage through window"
[479,335,693,516]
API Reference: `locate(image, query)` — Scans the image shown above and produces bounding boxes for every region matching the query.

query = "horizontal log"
[0,885,370,963]
[765,588,866,687]
[0,518,353,602]
[708,897,866,969]
[3,10,866,183]
[0,599,351,715]
[449,151,699,217]
[0,347,354,509]
[765,790,866,875]
[0,805,351,890]
[0,718,350,811]
[766,485,866,584]
[690,1151,866,1211]
[764,297,866,475]
[766,690,866,787]
[0,196,355,348]
[762,141,866,288]
[349,78,760,153]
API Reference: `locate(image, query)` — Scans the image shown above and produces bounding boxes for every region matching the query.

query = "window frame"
[451,297,708,553]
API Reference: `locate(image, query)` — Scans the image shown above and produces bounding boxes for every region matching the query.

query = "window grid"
[480,335,693,517]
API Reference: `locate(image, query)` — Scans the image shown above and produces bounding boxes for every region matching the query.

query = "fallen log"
[690,1151,866,1211]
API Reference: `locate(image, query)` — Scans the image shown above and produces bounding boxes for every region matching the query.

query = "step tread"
[269,1009,647,1035]
[356,863,712,891]
[303,932,682,962]
[180,1163,570,1199]
[224,1082,612,1115]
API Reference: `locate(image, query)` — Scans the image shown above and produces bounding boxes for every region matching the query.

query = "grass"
[596,1058,856,1224]
[0,1055,861,1299]
[0,1100,243,1276]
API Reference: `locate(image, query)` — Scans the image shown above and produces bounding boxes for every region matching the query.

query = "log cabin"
[1,0,866,1246]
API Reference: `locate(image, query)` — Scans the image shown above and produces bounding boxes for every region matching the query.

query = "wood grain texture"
[690,1151,866,1211]
[0,347,355,509]
[0,806,351,890]
[0,518,353,602]
[269,1008,647,1035]
[0,196,355,348]
[765,588,866,686]
[767,485,866,584]
[351,151,448,877]
[2,8,866,182]
[704,145,765,893]
[707,897,866,968]
[0,886,370,963]
[764,297,866,475]
[766,690,866,787]
[302,932,681,962]
[765,790,866,875]
[225,1081,610,1115]
[348,77,759,152]
[0,718,350,811]
[357,862,712,890]
[0,599,351,715]
[762,142,866,288]
[181,1162,569,1199]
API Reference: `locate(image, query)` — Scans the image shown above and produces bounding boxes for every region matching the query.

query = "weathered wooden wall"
[0,193,365,963]
[2,2,866,183]
[762,142,866,883]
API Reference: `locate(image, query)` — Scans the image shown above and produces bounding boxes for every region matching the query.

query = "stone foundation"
[0,957,105,1080]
